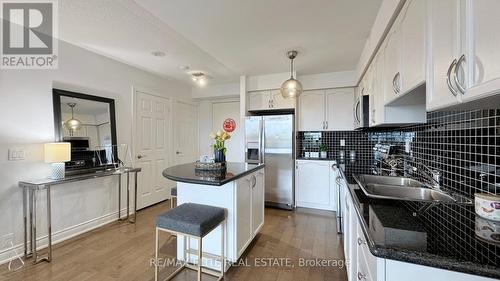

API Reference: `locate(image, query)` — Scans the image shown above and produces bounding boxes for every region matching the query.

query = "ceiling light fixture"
[192,72,207,86]
[151,51,166,57]
[280,50,303,99]
[64,103,82,136]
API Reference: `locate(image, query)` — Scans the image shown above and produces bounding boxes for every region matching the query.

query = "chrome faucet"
[410,165,442,190]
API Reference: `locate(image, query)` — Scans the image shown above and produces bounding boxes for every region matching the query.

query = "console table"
[18,167,141,264]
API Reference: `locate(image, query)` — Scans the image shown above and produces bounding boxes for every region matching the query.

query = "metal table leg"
[23,186,27,258]
[46,185,52,262]
[118,175,121,220]
[31,188,37,263]
[126,172,130,220]
[28,187,33,258]
[132,171,138,223]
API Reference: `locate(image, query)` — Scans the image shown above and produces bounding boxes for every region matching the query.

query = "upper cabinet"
[298,89,354,131]
[463,0,500,102]
[427,0,500,111]
[248,90,295,111]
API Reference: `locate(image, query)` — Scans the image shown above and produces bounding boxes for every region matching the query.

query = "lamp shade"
[44,143,71,163]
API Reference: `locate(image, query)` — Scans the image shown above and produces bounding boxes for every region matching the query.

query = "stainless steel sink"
[353,174,456,203]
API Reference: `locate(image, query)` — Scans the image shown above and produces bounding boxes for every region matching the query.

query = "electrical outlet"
[1,233,14,249]
[8,149,25,161]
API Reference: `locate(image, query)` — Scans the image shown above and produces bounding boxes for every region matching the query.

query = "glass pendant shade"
[280,50,302,98]
[280,77,303,98]
[64,103,82,133]
[65,118,82,131]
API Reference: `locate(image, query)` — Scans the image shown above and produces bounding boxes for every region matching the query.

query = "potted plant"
[319,144,328,158]
[209,130,231,163]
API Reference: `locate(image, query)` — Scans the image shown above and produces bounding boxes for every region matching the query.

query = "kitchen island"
[162,162,265,271]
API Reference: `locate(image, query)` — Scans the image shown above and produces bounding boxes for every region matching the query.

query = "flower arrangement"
[209,129,231,162]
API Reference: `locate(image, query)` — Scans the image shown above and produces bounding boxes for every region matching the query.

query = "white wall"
[191,82,240,99]
[0,40,191,263]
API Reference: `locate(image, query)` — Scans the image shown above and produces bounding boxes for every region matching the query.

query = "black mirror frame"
[52,88,117,148]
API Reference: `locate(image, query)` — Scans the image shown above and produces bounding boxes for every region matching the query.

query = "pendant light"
[280,50,303,98]
[64,102,82,135]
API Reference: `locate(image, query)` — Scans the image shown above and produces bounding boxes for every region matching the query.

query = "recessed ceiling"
[58,0,383,84]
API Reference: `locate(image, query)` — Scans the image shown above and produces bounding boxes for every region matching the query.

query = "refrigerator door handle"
[260,118,265,163]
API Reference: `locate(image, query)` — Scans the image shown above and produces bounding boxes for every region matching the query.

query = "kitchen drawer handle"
[454,54,466,94]
[446,59,459,96]
[357,272,367,280]
[357,237,366,245]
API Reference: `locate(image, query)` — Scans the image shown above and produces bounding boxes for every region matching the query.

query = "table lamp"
[44,143,71,180]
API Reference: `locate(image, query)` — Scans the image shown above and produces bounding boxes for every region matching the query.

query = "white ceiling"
[60,96,109,116]
[58,0,383,84]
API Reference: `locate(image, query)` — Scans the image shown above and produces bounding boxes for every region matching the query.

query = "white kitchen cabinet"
[299,89,355,131]
[382,24,402,104]
[326,89,355,131]
[462,0,500,103]
[248,90,295,111]
[427,0,500,110]
[426,0,464,111]
[252,170,265,236]
[296,160,336,211]
[270,90,296,109]
[236,175,253,257]
[298,90,326,131]
[400,0,426,94]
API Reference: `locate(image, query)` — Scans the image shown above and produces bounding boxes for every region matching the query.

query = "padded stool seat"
[156,203,225,237]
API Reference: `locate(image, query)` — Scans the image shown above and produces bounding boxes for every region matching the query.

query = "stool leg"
[155,227,159,281]
[221,221,225,279]
[198,237,202,281]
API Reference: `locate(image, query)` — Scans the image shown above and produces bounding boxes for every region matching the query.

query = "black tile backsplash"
[297,108,500,270]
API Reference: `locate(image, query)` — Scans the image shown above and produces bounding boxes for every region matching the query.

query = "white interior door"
[174,101,198,164]
[212,101,243,162]
[135,91,171,209]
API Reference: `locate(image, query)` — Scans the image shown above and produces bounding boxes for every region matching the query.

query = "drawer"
[357,222,378,279]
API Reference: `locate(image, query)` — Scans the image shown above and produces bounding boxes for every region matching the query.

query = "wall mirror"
[52,89,117,174]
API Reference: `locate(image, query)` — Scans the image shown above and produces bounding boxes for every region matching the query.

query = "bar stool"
[155,203,226,281]
[170,186,177,209]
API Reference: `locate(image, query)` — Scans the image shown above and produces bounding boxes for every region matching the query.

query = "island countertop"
[162,162,265,186]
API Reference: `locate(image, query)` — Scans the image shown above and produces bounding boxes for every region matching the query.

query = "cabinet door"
[372,53,385,126]
[236,176,252,257]
[252,170,265,235]
[383,25,402,104]
[325,89,355,131]
[248,91,271,111]
[400,0,426,94]
[464,0,500,102]
[298,90,325,131]
[296,160,332,210]
[427,0,463,111]
[271,90,296,109]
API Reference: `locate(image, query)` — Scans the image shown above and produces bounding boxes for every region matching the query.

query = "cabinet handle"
[325,121,328,130]
[454,54,466,94]
[357,272,367,280]
[322,121,325,130]
[446,59,459,97]
[392,73,398,94]
[353,97,361,124]
[357,237,366,245]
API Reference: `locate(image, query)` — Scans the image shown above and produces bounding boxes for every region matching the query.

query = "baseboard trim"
[0,208,130,265]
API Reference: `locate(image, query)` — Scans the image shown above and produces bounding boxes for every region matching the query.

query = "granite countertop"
[346,180,500,279]
[162,162,265,186]
[296,157,335,161]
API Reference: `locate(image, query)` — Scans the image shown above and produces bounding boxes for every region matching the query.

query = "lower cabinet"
[342,178,497,281]
[296,160,337,211]
[236,170,265,258]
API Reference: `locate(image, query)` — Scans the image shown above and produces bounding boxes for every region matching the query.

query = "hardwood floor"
[0,202,347,281]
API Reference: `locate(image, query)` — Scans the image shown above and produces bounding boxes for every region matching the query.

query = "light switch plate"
[340,139,346,147]
[8,149,25,161]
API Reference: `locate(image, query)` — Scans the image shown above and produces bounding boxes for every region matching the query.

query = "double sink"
[353,174,458,203]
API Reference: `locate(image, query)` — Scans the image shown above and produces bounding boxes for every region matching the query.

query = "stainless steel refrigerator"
[245,114,294,210]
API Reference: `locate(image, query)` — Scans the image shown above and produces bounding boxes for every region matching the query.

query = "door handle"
[454,54,466,94]
[446,59,459,96]
[176,151,182,155]
[137,154,145,159]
